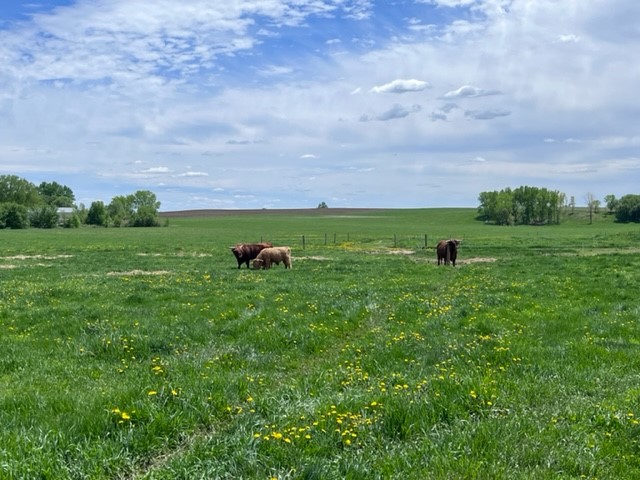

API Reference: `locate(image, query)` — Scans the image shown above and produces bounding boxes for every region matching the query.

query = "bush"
[0,203,30,229]
[29,205,60,228]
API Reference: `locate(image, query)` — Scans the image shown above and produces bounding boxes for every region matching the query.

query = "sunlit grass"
[1,209,640,478]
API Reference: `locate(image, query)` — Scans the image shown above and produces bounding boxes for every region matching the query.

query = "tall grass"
[1,208,639,478]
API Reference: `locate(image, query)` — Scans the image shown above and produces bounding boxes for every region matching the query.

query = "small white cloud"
[141,166,171,173]
[557,34,579,43]
[370,79,430,94]
[257,65,294,76]
[350,87,362,95]
[326,38,341,45]
[544,138,556,143]
[177,171,209,177]
[465,109,511,120]
[473,156,487,162]
[375,104,422,121]
[443,85,501,99]
[300,154,318,159]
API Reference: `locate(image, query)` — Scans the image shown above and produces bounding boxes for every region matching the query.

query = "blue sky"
[0,0,638,211]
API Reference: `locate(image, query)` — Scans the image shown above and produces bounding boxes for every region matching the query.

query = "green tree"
[37,181,75,207]
[130,190,161,227]
[108,195,134,227]
[317,201,328,209]
[585,192,597,224]
[107,190,161,227]
[604,194,618,213]
[0,175,41,206]
[87,201,108,226]
[0,203,29,229]
[615,194,640,223]
[29,205,60,228]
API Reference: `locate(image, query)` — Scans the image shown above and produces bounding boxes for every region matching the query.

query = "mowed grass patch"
[1,209,640,478]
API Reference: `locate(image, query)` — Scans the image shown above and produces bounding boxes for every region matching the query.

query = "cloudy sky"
[1,1,638,211]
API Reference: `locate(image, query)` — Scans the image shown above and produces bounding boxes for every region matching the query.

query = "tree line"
[477,186,566,225]
[0,175,161,229]
[478,186,640,225]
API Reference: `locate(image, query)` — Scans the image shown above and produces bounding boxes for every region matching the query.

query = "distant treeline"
[477,186,566,225]
[0,174,161,229]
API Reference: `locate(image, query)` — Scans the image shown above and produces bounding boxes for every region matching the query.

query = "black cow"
[230,242,272,269]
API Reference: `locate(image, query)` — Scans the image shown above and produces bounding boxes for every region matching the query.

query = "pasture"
[1,208,639,479]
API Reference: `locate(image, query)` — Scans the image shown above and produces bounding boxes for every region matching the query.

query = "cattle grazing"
[230,242,272,269]
[252,246,292,270]
[436,239,461,266]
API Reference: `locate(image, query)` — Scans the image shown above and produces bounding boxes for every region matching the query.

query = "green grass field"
[2,208,640,479]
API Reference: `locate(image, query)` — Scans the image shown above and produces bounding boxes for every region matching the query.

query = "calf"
[252,246,292,270]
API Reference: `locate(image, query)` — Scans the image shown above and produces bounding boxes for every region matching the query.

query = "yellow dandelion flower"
[147,390,157,396]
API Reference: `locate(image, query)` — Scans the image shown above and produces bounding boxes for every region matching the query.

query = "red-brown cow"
[230,242,272,269]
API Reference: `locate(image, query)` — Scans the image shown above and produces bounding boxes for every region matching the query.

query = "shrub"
[0,203,30,229]
[29,205,60,228]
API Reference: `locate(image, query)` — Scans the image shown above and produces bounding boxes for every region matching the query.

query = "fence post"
[425,234,428,248]
[324,233,327,245]
[302,235,306,250]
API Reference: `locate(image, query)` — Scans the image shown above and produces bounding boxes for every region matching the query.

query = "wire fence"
[254,233,440,250]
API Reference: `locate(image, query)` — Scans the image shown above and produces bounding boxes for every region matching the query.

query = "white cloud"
[464,109,511,120]
[557,34,579,43]
[177,171,209,177]
[360,104,422,122]
[370,79,430,94]
[141,167,171,174]
[443,85,500,99]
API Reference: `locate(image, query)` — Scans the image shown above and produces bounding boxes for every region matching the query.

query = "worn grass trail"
[1,209,640,478]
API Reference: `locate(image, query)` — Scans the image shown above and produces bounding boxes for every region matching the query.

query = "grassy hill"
[1,208,639,478]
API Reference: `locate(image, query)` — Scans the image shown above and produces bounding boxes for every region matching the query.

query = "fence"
[256,233,440,250]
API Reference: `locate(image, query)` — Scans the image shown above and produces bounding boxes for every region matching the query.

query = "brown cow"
[436,239,461,266]
[252,246,292,270]
[230,242,272,269]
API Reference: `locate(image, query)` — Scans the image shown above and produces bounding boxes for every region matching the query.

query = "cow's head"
[252,258,264,269]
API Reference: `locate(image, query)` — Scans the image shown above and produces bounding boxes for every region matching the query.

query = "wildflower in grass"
[147,390,158,396]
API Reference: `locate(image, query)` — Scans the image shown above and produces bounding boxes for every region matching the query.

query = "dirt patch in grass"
[459,257,497,264]
[107,270,171,276]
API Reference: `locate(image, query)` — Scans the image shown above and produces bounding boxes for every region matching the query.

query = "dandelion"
[147,390,158,396]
